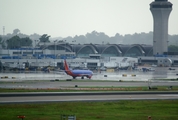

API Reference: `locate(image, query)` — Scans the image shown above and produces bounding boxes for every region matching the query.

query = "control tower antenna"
[150,0,172,55]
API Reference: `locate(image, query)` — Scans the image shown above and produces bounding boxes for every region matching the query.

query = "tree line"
[0,29,178,51]
[0,29,51,49]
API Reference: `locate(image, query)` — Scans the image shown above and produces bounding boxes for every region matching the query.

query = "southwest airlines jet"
[64,59,93,79]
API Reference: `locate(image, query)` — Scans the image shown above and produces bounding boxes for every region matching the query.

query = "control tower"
[150,0,172,55]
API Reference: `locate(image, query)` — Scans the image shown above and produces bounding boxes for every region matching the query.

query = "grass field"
[1,85,178,92]
[0,100,178,120]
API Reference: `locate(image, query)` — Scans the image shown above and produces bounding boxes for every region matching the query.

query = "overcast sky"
[0,0,177,37]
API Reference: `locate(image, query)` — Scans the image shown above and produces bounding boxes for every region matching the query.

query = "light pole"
[65,40,66,52]
[44,41,46,59]
[26,39,28,59]
[34,40,38,56]
[18,39,22,73]
[54,40,58,78]
[34,40,39,73]
[72,40,76,57]
[54,40,58,58]
[18,40,20,73]
[63,40,66,59]
[7,40,9,56]
[61,40,67,59]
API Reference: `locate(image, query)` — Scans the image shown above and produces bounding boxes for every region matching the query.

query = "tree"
[0,36,8,49]
[168,45,178,52]
[39,34,51,43]
[13,29,20,35]
[6,36,20,49]
[20,37,33,47]
[6,36,32,49]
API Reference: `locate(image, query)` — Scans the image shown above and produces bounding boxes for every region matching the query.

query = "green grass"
[0,100,178,120]
[1,86,178,92]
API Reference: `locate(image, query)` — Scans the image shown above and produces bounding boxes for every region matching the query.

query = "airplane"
[64,59,93,79]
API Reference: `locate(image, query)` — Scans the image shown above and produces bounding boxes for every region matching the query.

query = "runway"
[1,66,178,82]
[0,68,178,103]
[0,92,178,104]
[0,81,178,89]
[1,68,178,89]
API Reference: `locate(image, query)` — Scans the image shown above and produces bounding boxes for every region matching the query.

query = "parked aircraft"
[64,59,93,79]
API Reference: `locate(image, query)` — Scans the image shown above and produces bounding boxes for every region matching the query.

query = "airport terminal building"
[0,43,153,59]
[0,43,152,70]
[1,43,178,71]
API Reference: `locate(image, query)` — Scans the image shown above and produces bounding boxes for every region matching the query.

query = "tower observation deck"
[150,0,172,55]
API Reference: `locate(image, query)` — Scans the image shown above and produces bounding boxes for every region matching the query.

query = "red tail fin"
[64,59,73,76]
[64,59,69,71]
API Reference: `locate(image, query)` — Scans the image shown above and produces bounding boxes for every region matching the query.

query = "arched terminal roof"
[77,44,98,57]
[42,43,73,52]
[101,44,122,57]
[42,43,154,57]
[121,44,145,57]
[140,44,153,56]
